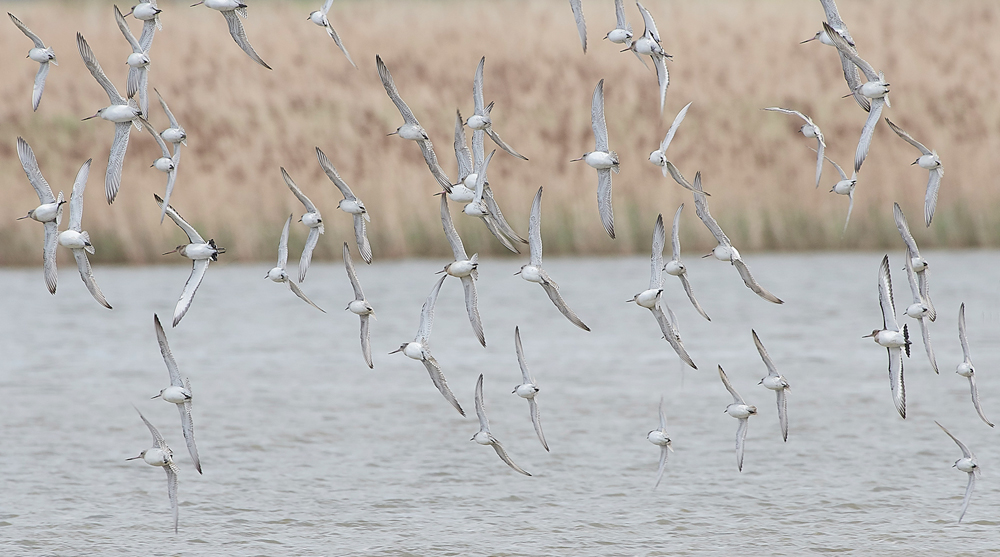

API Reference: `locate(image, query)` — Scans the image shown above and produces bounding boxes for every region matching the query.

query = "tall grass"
[2,0,999,265]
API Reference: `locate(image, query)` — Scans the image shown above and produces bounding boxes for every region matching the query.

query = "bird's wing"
[423,354,464,416]
[614,0,627,29]
[453,110,473,182]
[314,147,356,200]
[74,251,111,312]
[925,168,942,228]
[32,60,49,112]
[651,304,696,369]
[221,10,271,69]
[485,128,528,161]
[763,106,808,123]
[654,444,668,489]
[474,373,489,431]
[735,418,747,472]
[968,375,994,428]
[822,154,849,181]
[528,187,544,267]
[691,173,730,247]
[819,0,852,42]
[417,275,447,344]
[277,214,291,269]
[512,327,536,388]
[416,139,454,192]
[678,272,710,321]
[441,195,469,261]
[838,52,871,112]
[471,128,486,170]
[752,329,779,377]
[904,254,921,305]
[159,166,178,224]
[154,314,183,387]
[528,398,548,451]
[461,275,486,347]
[539,270,591,331]
[9,13,46,47]
[165,462,179,533]
[353,214,372,264]
[376,55,417,125]
[636,1,660,43]
[670,203,683,261]
[16,137,55,204]
[360,314,373,369]
[733,259,783,304]
[935,421,973,459]
[888,347,905,419]
[76,33,125,104]
[814,134,825,189]
[591,79,608,152]
[342,242,365,301]
[137,408,166,445]
[658,396,667,431]
[491,438,531,476]
[155,194,204,244]
[139,116,172,159]
[884,118,932,155]
[959,472,976,523]
[483,186,526,244]
[649,213,665,289]
[776,389,788,442]
[326,25,356,68]
[173,259,208,326]
[718,365,745,405]
[472,56,486,116]
[597,168,615,239]
[823,22,877,81]
[877,254,898,330]
[321,0,335,15]
[892,202,920,259]
[106,122,132,204]
[287,279,324,312]
[958,303,971,361]
[114,6,143,53]
[281,167,318,212]
[918,318,938,374]
[178,379,201,474]
[652,53,669,114]
[155,89,180,128]
[298,226,321,283]
[43,221,58,294]
[854,97,884,173]
[568,0,586,52]
[139,18,157,52]
[660,102,691,153]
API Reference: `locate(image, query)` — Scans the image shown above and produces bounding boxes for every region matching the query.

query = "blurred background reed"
[1,0,998,266]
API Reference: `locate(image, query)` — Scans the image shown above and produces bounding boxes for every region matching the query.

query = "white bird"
[935,421,980,523]
[191,0,270,69]
[687,169,783,304]
[568,0,586,53]
[664,204,710,321]
[903,254,937,374]
[863,255,910,419]
[893,202,935,321]
[127,408,180,533]
[150,314,202,474]
[307,0,355,68]
[136,117,181,224]
[389,275,464,416]
[154,88,187,149]
[15,137,65,295]
[956,303,993,427]
[462,149,527,254]
[801,0,871,112]
[466,57,527,160]
[343,242,375,369]
[823,21,889,174]
[439,195,485,348]
[753,330,789,442]
[604,0,633,47]
[265,214,325,312]
[58,158,112,310]
[511,326,548,452]
[820,154,857,233]
[125,1,162,50]
[8,13,56,112]
[763,107,826,188]
[316,147,372,264]
[155,194,225,327]
[113,5,152,118]
[646,396,673,489]
[77,33,143,205]
[628,2,671,114]
[570,79,618,238]
[281,167,324,283]
[516,187,591,332]
[473,373,531,476]
[885,118,943,227]
[719,365,756,472]
[446,109,479,203]
[628,214,696,369]
[648,102,691,176]
[376,55,453,193]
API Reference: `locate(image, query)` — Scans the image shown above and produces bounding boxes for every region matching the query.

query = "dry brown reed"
[2,0,999,266]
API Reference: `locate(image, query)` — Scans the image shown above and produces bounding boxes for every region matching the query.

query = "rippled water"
[2,251,999,555]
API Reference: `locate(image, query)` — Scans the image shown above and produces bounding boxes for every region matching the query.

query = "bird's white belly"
[32,202,61,223]
[402,342,424,360]
[917,154,940,170]
[28,48,53,63]
[58,230,87,249]
[859,81,888,99]
[102,104,139,123]
[348,300,372,315]
[127,52,150,68]
[309,12,326,26]
[519,265,542,283]
[153,157,174,173]
[910,257,927,272]
[266,267,286,282]
[905,303,927,319]
[607,29,631,44]
[761,376,787,391]
[956,458,977,474]
[473,431,492,446]
[648,150,666,166]
[447,260,476,277]
[663,260,684,276]
[647,430,670,446]
[956,362,974,378]
[713,244,736,262]
[514,383,538,399]
[463,201,488,217]
[634,37,655,55]
[339,200,364,215]
[204,0,241,11]
[397,124,426,141]
[584,151,616,169]
[184,243,215,260]
[800,124,819,139]
[133,3,159,20]
[448,185,476,203]
[301,212,322,228]
[726,404,755,419]
[832,179,854,195]
[635,289,660,309]
[161,128,186,144]
[466,114,489,130]
[876,330,907,348]
[160,385,190,404]
[143,448,170,467]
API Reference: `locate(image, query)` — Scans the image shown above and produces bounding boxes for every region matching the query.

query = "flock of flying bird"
[8,0,990,532]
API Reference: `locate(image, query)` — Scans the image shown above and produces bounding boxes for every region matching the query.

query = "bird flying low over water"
[127,408,180,533]
[439,195,486,348]
[902,255,937,374]
[8,12,56,112]
[473,373,531,476]
[719,365,756,472]
[935,421,980,523]
[956,303,993,428]
[191,0,271,69]
[647,396,673,489]
[864,255,910,419]
[57,158,112,310]
[308,0,355,68]
[343,243,375,369]
[265,214,325,312]
[511,326,548,452]
[281,167,323,283]
[753,330,789,442]
[664,204,710,321]
[571,79,618,239]
[155,194,225,327]
[151,314,202,474]
[884,118,943,227]
[15,137,65,295]
[893,202,935,321]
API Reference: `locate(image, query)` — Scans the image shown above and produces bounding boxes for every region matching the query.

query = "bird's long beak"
[15,214,29,220]
[126,454,143,461]
[800,36,817,44]
[151,393,161,399]
[667,445,674,452]
[701,252,713,258]
[386,131,398,136]
[162,248,179,255]
[619,47,630,53]
[81,112,100,121]
[434,269,446,274]
[569,156,584,162]
[625,299,635,303]
[124,6,135,16]
[910,160,918,166]
[861,332,875,338]
[388,348,402,354]
[841,93,853,99]
[190,1,204,6]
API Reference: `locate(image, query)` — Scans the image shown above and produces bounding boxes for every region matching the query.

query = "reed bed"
[1,0,999,266]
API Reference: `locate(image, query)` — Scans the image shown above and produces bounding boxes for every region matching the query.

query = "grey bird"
[473,373,531,476]
[8,12,56,111]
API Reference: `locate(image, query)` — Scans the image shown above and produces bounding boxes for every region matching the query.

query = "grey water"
[2,251,999,555]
